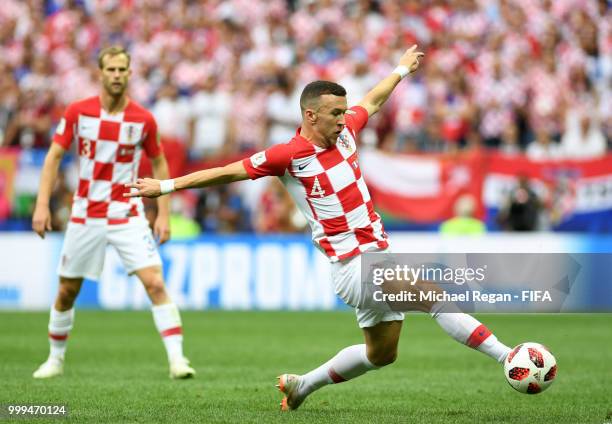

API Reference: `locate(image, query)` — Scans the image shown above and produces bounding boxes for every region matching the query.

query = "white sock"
[300,344,379,396]
[152,303,184,362]
[431,304,510,362]
[48,307,74,360]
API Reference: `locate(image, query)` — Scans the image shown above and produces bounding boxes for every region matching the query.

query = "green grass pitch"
[1,311,611,423]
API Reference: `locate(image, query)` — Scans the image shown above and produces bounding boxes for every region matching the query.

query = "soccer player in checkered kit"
[31,46,195,380]
[127,45,511,409]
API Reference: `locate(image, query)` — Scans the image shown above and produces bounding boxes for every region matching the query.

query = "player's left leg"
[401,279,511,362]
[382,278,511,363]
[278,250,404,410]
[430,306,511,363]
[134,265,194,379]
[278,317,402,411]
[109,220,195,379]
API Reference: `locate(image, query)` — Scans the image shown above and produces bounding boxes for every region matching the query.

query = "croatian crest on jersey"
[120,122,144,144]
[127,125,135,142]
[337,133,352,152]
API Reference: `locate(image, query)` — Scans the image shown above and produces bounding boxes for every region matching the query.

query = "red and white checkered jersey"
[243,106,388,262]
[53,96,163,225]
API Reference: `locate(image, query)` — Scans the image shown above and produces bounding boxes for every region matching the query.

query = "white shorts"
[58,218,162,281]
[331,249,404,329]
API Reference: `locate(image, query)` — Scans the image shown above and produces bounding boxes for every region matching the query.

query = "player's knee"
[58,282,80,302]
[368,347,398,367]
[144,277,167,300]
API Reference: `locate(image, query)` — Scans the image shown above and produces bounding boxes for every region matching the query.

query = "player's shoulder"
[66,96,100,115]
[285,133,317,160]
[125,99,156,124]
[346,105,368,122]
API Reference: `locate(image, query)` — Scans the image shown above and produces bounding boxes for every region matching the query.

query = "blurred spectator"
[3,87,54,149]
[499,123,521,156]
[526,51,565,139]
[190,74,231,158]
[227,77,269,153]
[266,70,302,146]
[151,83,191,144]
[195,185,251,233]
[474,55,523,148]
[560,65,607,159]
[255,178,307,234]
[0,63,18,145]
[169,194,201,240]
[497,176,542,231]
[561,112,606,160]
[439,194,486,236]
[526,129,562,161]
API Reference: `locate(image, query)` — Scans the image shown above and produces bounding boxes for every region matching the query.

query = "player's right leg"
[278,318,402,411]
[33,276,83,379]
[33,222,106,379]
[277,252,404,411]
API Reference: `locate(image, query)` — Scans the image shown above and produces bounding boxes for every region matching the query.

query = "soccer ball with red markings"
[504,342,557,394]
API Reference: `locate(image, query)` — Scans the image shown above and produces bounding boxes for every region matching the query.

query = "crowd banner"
[359,149,485,222]
[483,152,612,231]
[360,150,612,231]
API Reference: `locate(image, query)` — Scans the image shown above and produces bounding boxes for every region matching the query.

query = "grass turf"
[1,311,611,423]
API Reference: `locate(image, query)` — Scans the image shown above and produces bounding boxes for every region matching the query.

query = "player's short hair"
[97,46,131,69]
[300,81,347,111]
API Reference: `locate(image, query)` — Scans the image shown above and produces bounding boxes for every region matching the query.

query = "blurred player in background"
[31,46,195,380]
[126,45,511,409]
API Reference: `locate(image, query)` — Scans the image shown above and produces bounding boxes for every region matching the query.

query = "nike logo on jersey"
[298,160,314,171]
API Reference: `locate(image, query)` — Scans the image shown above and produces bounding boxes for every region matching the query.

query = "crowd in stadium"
[0,0,610,233]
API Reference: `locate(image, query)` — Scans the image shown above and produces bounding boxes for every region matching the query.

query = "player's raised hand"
[32,205,52,239]
[124,178,162,198]
[398,45,425,74]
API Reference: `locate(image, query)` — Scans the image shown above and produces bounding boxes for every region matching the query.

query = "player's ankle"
[48,354,64,362]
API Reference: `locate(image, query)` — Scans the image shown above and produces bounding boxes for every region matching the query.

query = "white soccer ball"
[504,342,557,394]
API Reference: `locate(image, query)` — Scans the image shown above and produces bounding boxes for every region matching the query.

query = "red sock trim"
[49,333,68,341]
[466,324,492,348]
[160,326,182,337]
[328,368,347,384]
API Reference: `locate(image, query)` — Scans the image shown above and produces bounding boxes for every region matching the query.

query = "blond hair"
[97,46,131,69]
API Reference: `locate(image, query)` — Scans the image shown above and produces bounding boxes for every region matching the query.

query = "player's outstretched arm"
[357,44,424,117]
[125,160,250,198]
[32,143,66,238]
